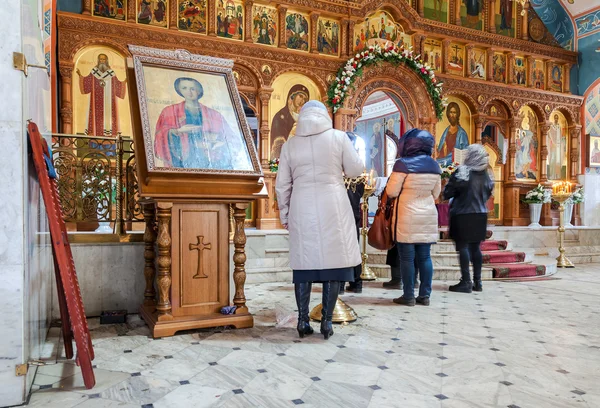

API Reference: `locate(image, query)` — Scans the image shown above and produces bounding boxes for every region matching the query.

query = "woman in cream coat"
[276,100,364,340]
[386,129,441,307]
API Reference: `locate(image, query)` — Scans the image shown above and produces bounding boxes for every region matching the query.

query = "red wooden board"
[27,122,95,389]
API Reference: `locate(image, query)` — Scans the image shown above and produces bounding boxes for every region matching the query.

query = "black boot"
[294,283,314,338]
[320,281,339,340]
[449,279,473,293]
[339,282,345,295]
[473,281,483,292]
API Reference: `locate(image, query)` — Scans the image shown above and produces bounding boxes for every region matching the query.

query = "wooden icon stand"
[128,46,266,338]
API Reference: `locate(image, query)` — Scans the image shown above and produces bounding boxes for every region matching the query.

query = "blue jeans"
[397,243,433,299]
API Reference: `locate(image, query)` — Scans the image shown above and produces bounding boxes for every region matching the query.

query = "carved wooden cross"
[189,235,211,279]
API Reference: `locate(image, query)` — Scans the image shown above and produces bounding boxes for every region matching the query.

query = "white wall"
[0,0,53,405]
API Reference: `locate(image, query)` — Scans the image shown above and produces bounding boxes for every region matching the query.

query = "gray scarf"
[456,144,489,182]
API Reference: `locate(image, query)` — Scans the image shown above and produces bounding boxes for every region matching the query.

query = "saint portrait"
[424,0,448,23]
[317,18,339,56]
[216,0,243,40]
[448,43,465,76]
[495,0,515,37]
[550,64,563,92]
[436,101,470,165]
[515,106,538,180]
[423,39,442,71]
[469,48,486,79]
[513,57,526,86]
[461,0,483,30]
[93,0,126,20]
[270,85,309,158]
[286,12,309,51]
[353,11,406,52]
[532,60,545,89]
[590,137,600,166]
[75,53,127,137]
[137,0,167,27]
[252,5,277,46]
[493,53,507,83]
[547,112,567,180]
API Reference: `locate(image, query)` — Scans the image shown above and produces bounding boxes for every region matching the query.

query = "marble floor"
[26,265,600,408]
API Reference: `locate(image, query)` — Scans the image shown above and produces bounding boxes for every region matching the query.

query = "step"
[246,266,292,284]
[245,257,289,269]
[265,248,289,258]
[367,251,532,267]
[368,263,494,281]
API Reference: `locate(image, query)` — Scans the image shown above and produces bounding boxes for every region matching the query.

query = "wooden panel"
[171,202,229,317]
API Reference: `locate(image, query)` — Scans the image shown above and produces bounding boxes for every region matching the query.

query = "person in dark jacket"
[386,129,441,306]
[444,144,494,293]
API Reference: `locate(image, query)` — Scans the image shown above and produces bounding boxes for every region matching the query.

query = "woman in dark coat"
[444,144,494,293]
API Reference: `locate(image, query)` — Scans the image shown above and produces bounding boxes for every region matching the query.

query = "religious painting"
[317,17,340,56]
[494,0,515,38]
[513,56,526,86]
[269,73,321,159]
[131,50,258,174]
[493,52,507,83]
[137,0,168,27]
[424,0,448,23]
[72,46,131,138]
[252,5,277,46]
[589,135,600,168]
[353,10,407,52]
[469,47,486,79]
[285,12,309,51]
[447,43,465,76]
[355,111,403,178]
[423,39,442,71]
[178,0,207,33]
[547,111,568,180]
[216,0,243,40]
[435,96,471,166]
[483,144,502,222]
[532,59,545,89]
[460,0,483,30]
[93,0,126,20]
[515,105,539,181]
[549,63,563,92]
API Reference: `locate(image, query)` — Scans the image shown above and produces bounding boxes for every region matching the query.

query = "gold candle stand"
[360,177,377,281]
[551,192,574,268]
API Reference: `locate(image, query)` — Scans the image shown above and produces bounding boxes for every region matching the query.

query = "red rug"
[482,251,525,264]
[490,263,546,278]
[481,240,508,251]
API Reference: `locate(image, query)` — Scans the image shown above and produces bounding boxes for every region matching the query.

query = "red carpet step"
[489,263,547,278]
[440,230,493,240]
[482,250,525,264]
[481,240,508,251]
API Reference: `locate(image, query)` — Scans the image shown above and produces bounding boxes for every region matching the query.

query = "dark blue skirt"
[293,267,355,283]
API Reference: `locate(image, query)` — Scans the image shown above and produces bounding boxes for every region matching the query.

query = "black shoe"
[416,296,430,306]
[346,281,363,293]
[339,284,345,295]
[473,281,483,292]
[392,296,416,306]
[382,279,402,289]
[449,279,473,293]
[294,283,314,338]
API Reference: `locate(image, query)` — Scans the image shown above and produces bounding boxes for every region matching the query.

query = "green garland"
[326,43,446,120]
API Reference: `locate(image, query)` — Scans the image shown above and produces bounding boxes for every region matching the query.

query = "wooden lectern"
[127,46,265,337]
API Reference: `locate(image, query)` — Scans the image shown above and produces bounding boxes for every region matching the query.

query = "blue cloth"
[220,306,237,315]
[43,144,57,179]
[393,129,442,175]
[397,243,433,299]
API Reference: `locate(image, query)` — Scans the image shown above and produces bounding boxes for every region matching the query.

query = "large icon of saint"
[591,140,600,163]
[436,102,469,166]
[515,113,537,180]
[153,77,251,170]
[270,84,309,158]
[76,53,127,136]
[547,114,564,180]
[369,122,384,177]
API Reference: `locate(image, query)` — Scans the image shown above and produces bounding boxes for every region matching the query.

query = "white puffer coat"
[275,106,364,270]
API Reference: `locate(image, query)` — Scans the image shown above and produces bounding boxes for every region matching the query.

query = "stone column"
[563,63,571,93]
[258,87,273,165]
[442,39,451,74]
[340,19,349,59]
[521,2,530,40]
[507,53,515,84]
[539,123,550,182]
[569,125,581,182]
[156,202,173,321]
[170,0,179,30]
[278,5,288,49]
[526,56,533,88]
[475,116,484,144]
[453,0,461,26]
[417,0,424,17]
[486,48,495,82]
[310,12,320,54]
[488,0,496,33]
[233,203,250,314]
[82,0,91,15]
[508,119,519,181]
[59,64,73,134]
[244,0,254,42]
[127,0,136,23]
[208,0,217,36]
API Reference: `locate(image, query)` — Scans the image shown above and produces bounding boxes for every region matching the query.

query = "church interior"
[1,0,600,406]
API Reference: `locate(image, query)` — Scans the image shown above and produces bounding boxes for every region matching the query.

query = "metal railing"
[51,134,143,234]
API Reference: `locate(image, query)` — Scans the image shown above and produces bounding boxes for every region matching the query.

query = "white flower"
[345,77,351,84]
[355,53,360,58]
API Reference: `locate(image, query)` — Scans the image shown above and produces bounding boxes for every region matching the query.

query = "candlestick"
[360,173,377,281]
[551,191,574,268]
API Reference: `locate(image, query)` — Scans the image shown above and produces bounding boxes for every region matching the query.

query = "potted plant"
[563,187,584,227]
[522,184,551,227]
